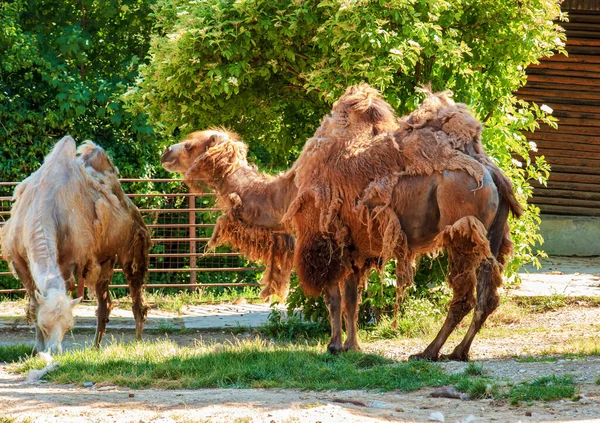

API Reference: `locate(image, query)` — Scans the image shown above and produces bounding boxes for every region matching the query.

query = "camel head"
[35,289,81,354]
[161,129,248,191]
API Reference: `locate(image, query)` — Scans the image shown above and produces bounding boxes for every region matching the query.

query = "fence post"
[189,194,197,290]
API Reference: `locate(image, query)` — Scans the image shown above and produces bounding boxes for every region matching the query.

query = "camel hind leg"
[93,257,116,348]
[442,202,511,361]
[410,216,491,361]
[121,229,150,341]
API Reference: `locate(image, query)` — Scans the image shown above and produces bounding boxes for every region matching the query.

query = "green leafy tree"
[0,0,158,183]
[130,0,566,282]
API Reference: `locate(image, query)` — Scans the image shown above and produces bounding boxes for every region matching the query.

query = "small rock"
[430,386,470,400]
[83,382,95,387]
[395,407,404,413]
[458,415,476,423]
[97,385,118,391]
[129,393,135,398]
[525,411,532,417]
[428,411,445,422]
[368,401,386,408]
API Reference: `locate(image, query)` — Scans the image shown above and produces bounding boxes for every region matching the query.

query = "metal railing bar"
[113,267,264,273]
[149,253,240,257]
[119,178,181,183]
[146,223,216,228]
[140,208,222,213]
[0,288,26,294]
[151,237,211,242]
[110,283,260,289]
[126,192,215,198]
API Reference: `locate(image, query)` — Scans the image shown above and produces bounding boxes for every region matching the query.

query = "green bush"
[130,0,565,294]
[0,0,161,182]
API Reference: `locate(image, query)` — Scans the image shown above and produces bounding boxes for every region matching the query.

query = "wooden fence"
[0,179,263,295]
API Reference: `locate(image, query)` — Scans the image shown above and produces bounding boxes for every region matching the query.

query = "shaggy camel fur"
[161,129,296,300]
[160,84,520,361]
[285,83,520,360]
[1,136,150,353]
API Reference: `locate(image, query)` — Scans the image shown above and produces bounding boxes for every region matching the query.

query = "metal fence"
[0,179,263,295]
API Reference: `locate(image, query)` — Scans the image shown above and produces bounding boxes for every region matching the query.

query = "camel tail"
[488,165,522,219]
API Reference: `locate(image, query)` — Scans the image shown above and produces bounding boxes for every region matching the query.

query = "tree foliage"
[0,0,158,182]
[131,0,566,275]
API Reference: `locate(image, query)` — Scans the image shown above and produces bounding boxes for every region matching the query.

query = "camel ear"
[206,134,225,150]
[71,296,83,307]
[34,291,46,305]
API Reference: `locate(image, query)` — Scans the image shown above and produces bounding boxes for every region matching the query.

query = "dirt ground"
[1,304,600,423]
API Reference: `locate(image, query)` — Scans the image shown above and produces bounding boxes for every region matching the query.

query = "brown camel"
[161,84,521,361]
[1,136,150,353]
[285,84,520,360]
[161,129,296,300]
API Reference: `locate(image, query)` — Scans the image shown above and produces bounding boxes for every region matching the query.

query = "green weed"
[0,344,33,363]
[260,310,329,341]
[514,294,568,313]
[509,375,576,405]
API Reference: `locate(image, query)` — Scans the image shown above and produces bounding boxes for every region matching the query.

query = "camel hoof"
[328,343,343,355]
[439,352,470,362]
[408,352,438,362]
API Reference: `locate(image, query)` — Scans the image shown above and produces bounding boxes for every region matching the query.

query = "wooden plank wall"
[518,10,600,216]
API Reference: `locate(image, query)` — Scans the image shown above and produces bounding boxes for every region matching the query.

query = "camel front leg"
[11,255,44,353]
[93,258,116,348]
[393,259,414,328]
[342,267,365,352]
[324,281,343,355]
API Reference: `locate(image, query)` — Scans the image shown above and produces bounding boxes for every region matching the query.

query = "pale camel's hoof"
[408,352,439,362]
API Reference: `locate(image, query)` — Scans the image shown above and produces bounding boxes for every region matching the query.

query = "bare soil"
[1,303,600,422]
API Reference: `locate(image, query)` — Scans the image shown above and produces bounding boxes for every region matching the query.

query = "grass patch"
[260,310,329,341]
[514,294,568,313]
[541,337,600,356]
[509,375,576,405]
[14,339,485,391]
[455,377,499,399]
[0,343,33,363]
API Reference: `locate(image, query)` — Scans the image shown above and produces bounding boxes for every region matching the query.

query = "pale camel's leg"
[325,281,343,355]
[11,255,44,353]
[93,258,116,348]
[122,230,150,341]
